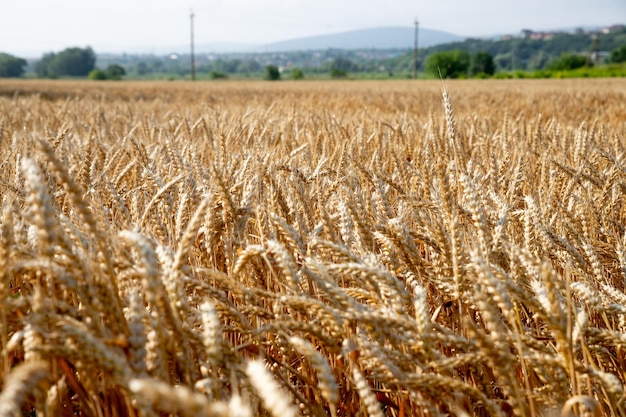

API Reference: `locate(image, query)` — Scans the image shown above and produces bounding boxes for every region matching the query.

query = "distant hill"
[259,27,464,52]
[104,27,462,55]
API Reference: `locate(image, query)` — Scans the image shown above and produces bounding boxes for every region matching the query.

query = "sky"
[1,0,625,57]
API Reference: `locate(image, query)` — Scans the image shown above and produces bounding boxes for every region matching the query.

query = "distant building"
[520,29,533,39]
[517,24,622,41]
[602,24,625,34]
[533,32,548,40]
[519,29,555,40]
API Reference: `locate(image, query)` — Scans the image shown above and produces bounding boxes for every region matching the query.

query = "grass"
[0,78,625,417]
[492,63,626,79]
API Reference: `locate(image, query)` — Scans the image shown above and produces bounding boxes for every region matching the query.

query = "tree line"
[35,47,96,78]
[0,46,125,80]
[416,27,626,71]
[1,27,626,79]
[421,48,618,78]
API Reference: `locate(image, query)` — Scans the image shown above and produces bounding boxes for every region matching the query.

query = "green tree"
[548,53,588,71]
[264,65,281,81]
[105,64,126,80]
[329,57,356,78]
[35,52,57,78]
[35,46,96,78]
[135,61,148,76]
[88,69,108,80]
[469,51,495,76]
[212,59,242,74]
[526,51,552,70]
[425,50,470,78]
[0,53,27,77]
[236,59,261,75]
[290,68,304,80]
[54,47,96,76]
[330,67,347,78]
[330,57,355,72]
[609,45,626,63]
[151,59,163,72]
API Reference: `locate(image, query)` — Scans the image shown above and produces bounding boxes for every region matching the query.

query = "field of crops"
[1,78,626,417]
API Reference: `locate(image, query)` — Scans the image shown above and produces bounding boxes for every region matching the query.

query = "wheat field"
[1,78,626,417]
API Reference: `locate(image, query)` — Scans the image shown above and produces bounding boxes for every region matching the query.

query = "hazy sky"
[1,0,625,56]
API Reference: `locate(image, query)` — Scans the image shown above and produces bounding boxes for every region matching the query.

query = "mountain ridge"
[128,26,464,55]
[258,26,464,52]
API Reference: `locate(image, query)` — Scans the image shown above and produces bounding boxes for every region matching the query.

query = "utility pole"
[190,9,196,81]
[413,18,419,79]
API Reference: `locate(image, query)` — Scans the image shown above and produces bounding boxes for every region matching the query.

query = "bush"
[425,50,470,79]
[491,65,626,79]
[492,72,513,79]
[330,68,347,78]
[290,68,304,80]
[210,70,228,80]
[105,64,125,80]
[534,70,552,78]
[329,57,356,76]
[88,65,126,81]
[88,69,108,80]
[609,45,626,63]
[469,52,495,76]
[264,65,281,81]
[548,54,588,71]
